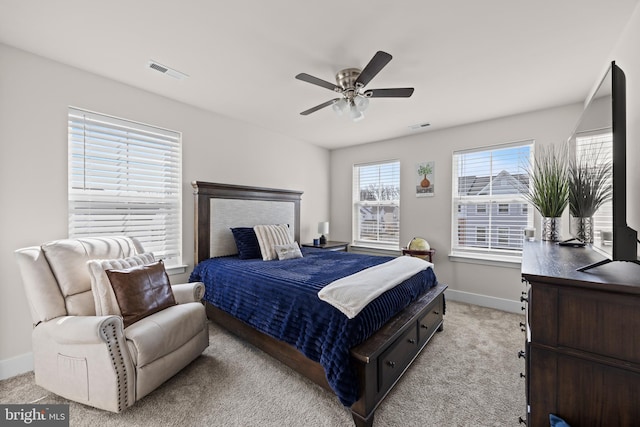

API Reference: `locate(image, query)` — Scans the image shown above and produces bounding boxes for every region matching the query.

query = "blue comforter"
[189,247,437,406]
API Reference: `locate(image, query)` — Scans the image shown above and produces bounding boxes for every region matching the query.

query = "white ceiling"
[1,0,638,149]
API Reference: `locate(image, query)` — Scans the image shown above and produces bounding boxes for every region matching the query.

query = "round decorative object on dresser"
[408,237,430,252]
[403,237,435,262]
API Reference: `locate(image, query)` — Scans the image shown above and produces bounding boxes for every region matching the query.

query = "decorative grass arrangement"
[524,144,569,218]
[568,150,612,217]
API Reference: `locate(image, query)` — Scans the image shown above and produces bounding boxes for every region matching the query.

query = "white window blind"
[575,131,613,240]
[353,160,400,249]
[452,141,533,258]
[68,107,182,267]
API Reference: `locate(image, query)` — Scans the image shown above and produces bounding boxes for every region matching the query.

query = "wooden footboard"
[205,282,447,427]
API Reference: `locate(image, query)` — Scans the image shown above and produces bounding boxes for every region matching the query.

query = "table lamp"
[318,222,329,245]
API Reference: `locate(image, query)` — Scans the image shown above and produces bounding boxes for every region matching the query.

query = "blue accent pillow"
[549,414,571,427]
[231,227,262,259]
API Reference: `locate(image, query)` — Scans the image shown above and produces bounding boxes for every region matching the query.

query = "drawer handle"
[434,310,440,315]
[518,416,527,425]
[518,350,526,359]
[520,372,526,379]
[387,361,396,368]
[408,339,416,344]
[420,324,429,329]
[520,296,528,303]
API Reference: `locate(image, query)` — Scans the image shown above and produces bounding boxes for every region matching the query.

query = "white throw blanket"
[317,256,433,319]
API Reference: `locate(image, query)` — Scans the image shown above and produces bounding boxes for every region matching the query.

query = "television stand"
[577,257,640,272]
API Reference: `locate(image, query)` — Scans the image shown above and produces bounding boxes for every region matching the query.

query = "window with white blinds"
[451,141,533,259]
[353,160,400,249]
[68,107,182,267]
[575,130,613,240]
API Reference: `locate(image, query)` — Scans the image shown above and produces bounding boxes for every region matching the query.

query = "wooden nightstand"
[301,241,349,252]
[401,248,435,262]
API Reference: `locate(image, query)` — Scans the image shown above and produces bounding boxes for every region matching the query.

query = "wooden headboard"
[192,181,303,264]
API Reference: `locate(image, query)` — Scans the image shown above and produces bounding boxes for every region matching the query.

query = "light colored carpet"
[0,301,526,426]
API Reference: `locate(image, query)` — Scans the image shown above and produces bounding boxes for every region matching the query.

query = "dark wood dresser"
[521,241,640,426]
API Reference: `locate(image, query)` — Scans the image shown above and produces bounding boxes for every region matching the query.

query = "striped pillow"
[253,224,292,261]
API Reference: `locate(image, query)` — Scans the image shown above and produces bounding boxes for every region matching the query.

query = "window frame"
[497,227,510,246]
[68,107,184,272]
[498,203,510,215]
[476,226,488,243]
[450,140,534,263]
[352,159,401,250]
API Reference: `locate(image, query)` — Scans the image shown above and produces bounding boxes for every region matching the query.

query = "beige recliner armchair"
[14,236,209,413]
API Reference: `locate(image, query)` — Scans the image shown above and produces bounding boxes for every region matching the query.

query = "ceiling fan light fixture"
[350,103,364,122]
[354,95,369,112]
[332,98,348,116]
[296,51,414,119]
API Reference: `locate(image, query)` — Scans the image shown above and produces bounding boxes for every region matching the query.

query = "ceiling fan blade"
[295,73,340,92]
[364,88,415,98]
[300,98,340,115]
[355,51,393,88]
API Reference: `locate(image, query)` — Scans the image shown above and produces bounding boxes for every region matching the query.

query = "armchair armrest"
[171,282,205,304]
[38,315,124,345]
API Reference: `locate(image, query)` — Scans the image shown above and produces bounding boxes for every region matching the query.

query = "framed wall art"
[416,161,435,197]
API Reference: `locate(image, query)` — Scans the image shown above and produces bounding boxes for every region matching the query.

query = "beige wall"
[330,104,583,310]
[0,43,330,377]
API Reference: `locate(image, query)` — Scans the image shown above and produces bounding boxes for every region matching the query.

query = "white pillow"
[87,252,155,316]
[253,224,292,261]
[274,242,303,260]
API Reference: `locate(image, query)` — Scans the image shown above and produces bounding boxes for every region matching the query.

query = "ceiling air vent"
[147,60,189,80]
[409,123,431,130]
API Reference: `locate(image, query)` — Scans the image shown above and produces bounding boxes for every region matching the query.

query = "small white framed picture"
[416,161,435,197]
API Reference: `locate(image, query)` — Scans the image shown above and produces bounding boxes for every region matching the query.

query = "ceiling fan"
[295,51,414,121]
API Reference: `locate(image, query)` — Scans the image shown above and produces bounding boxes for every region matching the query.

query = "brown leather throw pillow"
[106,260,176,328]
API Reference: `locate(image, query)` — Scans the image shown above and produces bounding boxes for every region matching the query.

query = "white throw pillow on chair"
[87,252,156,316]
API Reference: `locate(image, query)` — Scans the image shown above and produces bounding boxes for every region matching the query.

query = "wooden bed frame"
[192,181,447,427]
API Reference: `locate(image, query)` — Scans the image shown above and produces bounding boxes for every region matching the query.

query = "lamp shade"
[332,98,348,116]
[318,222,329,235]
[354,95,369,112]
[349,104,364,122]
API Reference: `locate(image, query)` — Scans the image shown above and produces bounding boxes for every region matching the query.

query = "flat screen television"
[568,61,639,271]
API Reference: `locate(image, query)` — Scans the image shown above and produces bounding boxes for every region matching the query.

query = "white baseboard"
[0,352,33,380]
[445,289,523,314]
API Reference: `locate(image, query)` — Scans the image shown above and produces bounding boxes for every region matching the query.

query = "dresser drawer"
[557,288,640,364]
[418,297,443,346]
[378,324,418,391]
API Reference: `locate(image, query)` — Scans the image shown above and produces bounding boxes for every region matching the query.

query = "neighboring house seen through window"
[452,140,533,260]
[353,160,400,249]
[68,107,183,268]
